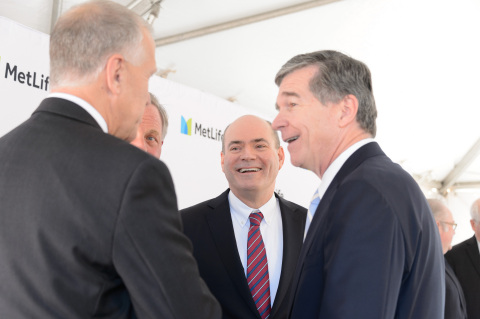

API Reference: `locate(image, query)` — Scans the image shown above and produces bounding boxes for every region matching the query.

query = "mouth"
[237,168,261,173]
[285,136,299,143]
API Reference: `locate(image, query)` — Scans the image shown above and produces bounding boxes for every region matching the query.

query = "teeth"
[286,136,299,143]
[239,168,261,173]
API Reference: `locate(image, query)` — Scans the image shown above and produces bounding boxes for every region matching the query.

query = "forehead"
[140,104,162,127]
[225,117,273,144]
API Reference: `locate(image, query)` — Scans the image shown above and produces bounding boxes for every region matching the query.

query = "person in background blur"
[446,198,480,318]
[428,199,467,319]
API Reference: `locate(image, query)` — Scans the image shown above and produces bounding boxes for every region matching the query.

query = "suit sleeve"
[318,181,406,318]
[112,158,221,318]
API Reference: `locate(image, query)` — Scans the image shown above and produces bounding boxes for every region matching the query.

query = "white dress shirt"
[48,93,108,133]
[228,191,283,306]
[305,138,375,236]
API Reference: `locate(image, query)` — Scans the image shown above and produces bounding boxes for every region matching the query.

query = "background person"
[272,50,444,318]
[0,1,220,318]
[428,199,467,319]
[131,92,168,158]
[446,198,480,319]
[181,115,307,319]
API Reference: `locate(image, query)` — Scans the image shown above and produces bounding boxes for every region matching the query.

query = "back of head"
[470,198,480,221]
[275,50,377,137]
[49,0,151,88]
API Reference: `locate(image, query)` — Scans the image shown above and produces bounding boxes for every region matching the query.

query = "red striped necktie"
[247,210,271,319]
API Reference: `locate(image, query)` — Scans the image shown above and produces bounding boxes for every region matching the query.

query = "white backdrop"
[1,16,474,245]
[0,16,318,211]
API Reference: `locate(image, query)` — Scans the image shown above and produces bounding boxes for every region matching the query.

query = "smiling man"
[181,115,306,319]
[272,50,445,318]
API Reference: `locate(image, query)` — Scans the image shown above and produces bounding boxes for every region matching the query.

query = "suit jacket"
[0,98,220,318]
[444,257,468,319]
[445,235,480,319]
[180,189,307,319]
[289,142,445,319]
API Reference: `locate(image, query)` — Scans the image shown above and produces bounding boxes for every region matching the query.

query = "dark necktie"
[247,210,271,319]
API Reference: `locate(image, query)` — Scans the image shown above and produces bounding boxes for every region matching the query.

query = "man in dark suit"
[0,2,220,318]
[272,50,445,318]
[428,199,467,319]
[446,198,480,318]
[181,115,307,319]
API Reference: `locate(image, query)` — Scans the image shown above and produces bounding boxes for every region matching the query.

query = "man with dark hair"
[273,50,444,318]
[0,1,220,318]
[181,115,306,319]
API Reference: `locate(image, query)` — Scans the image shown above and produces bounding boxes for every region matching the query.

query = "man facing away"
[428,199,467,319]
[181,115,307,319]
[272,50,445,318]
[0,1,220,318]
[446,198,480,318]
[131,92,168,158]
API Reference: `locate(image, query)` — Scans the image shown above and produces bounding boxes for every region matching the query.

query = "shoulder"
[180,190,229,221]
[277,195,307,216]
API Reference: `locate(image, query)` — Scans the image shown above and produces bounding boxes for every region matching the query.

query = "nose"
[272,110,286,131]
[240,145,256,160]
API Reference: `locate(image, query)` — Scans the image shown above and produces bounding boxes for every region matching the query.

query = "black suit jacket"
[180,190,307,319]
[444,257,468,319]
[446,235,480,318]
[289,142,445,319]
[0,98,220,318]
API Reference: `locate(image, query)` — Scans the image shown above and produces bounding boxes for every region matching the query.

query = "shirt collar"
[48,92,108,133]
[228,190,277,228]
[315,138,374,199]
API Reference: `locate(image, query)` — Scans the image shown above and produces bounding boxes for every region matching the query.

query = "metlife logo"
[180,116,223,142]
[1,56,50,92]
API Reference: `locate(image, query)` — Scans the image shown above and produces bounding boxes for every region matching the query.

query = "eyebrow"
[275,91,301,110]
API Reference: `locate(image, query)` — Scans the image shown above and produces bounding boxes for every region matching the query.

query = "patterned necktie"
[247,210,271,319]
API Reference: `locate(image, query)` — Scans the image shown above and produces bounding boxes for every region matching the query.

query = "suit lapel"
[466,236,480,277]
[206,190,260,318]
[271,195,306,316]
[290,142,385,303]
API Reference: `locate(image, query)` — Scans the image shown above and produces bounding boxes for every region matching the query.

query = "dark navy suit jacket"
[289,142,445,319]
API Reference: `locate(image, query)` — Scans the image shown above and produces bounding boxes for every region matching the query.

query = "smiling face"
[221,115,284,206]
[272,65,342,177]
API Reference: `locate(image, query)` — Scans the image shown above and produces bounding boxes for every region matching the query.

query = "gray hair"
[49,0,152,87]
[275,50,377,137]
[149,93,169,140]
[221,118,280,153]
[427,198,449,232]
[470,198,480,221]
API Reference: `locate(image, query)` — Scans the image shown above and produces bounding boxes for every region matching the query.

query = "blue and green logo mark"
[181,116,192,135]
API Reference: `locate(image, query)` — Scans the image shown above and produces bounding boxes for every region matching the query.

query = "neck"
[317,130,372,178]
[231,189,274,209]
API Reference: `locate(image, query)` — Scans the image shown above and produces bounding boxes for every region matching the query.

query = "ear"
[471,219,476,231]
[105,54,126,95]
[277,146,285,170]
[338,94,358,128]
[220,151,225,173]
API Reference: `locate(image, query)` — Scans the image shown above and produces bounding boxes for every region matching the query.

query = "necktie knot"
[249,210,264,227]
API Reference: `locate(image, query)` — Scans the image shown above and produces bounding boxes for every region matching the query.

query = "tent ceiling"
[1,0,480,198]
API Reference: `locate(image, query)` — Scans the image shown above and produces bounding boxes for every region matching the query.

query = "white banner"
[0,16,317,210]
